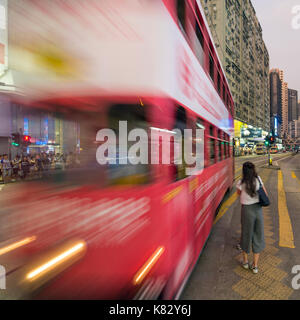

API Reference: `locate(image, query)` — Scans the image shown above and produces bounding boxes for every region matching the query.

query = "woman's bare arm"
[262,184,268,197]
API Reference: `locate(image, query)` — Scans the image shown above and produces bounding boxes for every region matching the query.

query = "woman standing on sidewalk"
[236,162,267,274]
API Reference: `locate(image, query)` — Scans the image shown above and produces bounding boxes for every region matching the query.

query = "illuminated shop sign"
[241,127,262,138]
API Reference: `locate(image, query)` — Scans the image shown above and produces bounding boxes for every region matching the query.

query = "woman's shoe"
[242,262,249,269]
[251,265,258,274]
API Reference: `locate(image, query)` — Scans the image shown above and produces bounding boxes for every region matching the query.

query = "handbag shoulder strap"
[257,176,262,187]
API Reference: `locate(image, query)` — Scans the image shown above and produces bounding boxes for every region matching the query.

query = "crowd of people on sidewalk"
[0,152,80,184]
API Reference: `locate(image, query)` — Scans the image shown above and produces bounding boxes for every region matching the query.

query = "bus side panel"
[190,159,232,265]
[158,179,195,299]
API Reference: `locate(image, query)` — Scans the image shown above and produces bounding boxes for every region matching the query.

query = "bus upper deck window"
[217,72,221,94]
[177,0,186,33]
[209,52,214,82]
[195,20,205,67]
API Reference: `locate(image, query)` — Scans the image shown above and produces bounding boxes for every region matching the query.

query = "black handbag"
[257,177,270,207]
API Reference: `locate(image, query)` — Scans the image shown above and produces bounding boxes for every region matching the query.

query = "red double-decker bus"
[0,0,234,300]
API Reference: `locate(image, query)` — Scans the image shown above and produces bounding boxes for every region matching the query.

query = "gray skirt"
[241,203,265,254]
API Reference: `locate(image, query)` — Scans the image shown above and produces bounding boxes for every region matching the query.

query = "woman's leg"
[241,205,255,257]
[242,251,248,264]
[252,205,265,267]
[253,253,260,267]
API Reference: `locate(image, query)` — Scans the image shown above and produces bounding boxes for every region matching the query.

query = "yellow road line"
[278,171,295,248]
[291,171,300,190]
[214,192,239,225]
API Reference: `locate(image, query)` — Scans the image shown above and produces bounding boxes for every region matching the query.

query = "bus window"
[174,105,187,181]
[108,103,150,185]
[196,117,205,130]
[177,0,186,33]
[209,52,214,82]
[225,134,229,158]
[226,93,229,109]
[209,126,215,165]
[6,102,152,189]
[218,130,222,161]
[217,72,221,94]
[195,20,205,67]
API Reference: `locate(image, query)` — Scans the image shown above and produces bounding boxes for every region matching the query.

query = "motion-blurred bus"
[0,0,234,300]
[255,143,266,155]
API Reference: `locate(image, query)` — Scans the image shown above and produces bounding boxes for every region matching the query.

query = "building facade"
[269,69,282,136]
[288,117,300,138]
[282,82,289,137]
[288,89,298,123]
[200,0,270,132]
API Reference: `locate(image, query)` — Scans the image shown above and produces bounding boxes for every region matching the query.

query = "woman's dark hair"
[241,161,258,197]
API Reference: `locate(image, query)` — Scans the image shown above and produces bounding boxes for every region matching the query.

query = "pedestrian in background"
[236,161,267,274]
[2,154,12,184]
[12,155,21,181]
[20,156,30,180]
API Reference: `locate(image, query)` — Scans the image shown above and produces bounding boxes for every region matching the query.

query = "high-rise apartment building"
[269,69,282,136]
[288,117,300,139]
[282,82,289,136]
[200,0,270,131]
[288,89,298,123]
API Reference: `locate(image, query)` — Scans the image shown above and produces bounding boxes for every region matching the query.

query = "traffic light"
[23,135,31,142]
[270,136,275,144]
[11,133,20,146]
[264,136,270,147]
[22,135,31,147]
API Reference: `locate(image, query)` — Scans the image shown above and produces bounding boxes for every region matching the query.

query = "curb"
[259,164,280,170]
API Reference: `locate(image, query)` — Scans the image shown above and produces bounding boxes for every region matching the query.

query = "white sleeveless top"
[236,176,263,205]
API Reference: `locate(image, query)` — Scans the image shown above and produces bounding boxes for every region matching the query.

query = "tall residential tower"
[200,0,270,131]
[269,69,282,136]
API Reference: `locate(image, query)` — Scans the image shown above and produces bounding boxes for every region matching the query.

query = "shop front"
[234,120,269,156]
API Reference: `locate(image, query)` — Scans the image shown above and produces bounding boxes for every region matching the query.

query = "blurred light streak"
[0,236,36,256]
[133,246,164,285]
[26,241,86,281]
[150,127,177,134]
